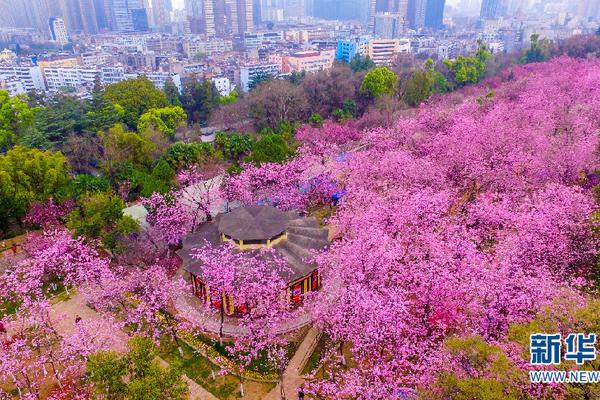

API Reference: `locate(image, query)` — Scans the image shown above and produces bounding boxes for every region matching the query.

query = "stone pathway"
[264,326,321,400]
[50,293,217,400]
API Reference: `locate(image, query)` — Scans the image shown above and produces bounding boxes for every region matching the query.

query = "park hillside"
[1,35,600,399]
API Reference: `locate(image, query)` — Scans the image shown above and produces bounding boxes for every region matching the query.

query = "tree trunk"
[219,302,225,346]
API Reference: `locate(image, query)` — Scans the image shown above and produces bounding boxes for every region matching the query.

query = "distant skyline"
[170,0,465,12]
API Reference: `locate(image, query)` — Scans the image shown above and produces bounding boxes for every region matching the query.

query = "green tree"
[218,90,238,105]
[444,43,491,87]
[349,55,376,72]
[215,131,255,161]
[308,113,324,127]
[100,124,156,177]
[0,90,34,151]
[360,67,398,99]
[247,133,293,164]
[33,95,88,146]
[402,70,435,107]
[520,33,549,64]
[180,78,220,124]
[68,174,111,199]
[0,146,70,229]
[137,106,187,137]
[163,77,182,107]
[87,336,188,400]
[164,142,216,169]
[104,77,169,129]
[66,191,138,249]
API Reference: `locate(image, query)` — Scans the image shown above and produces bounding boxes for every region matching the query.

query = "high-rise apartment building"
[152,0,171,27]
[480,0,506,19]
[106,0,149,31]
[424,0,445,30]
[374,12,405,38]
[49,17,69,45]
[407,0,426,28]
[237,0,253,33]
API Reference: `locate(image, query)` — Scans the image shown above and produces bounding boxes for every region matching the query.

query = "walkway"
[264,326,321,400]
[50,293,217,400]
[175,288,313,338]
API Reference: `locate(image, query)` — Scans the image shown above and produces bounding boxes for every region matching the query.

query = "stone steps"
[287,233,329,250]
[287,225,329,240]
[287,217,320,228]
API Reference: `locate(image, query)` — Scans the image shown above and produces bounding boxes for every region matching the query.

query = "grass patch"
[194,333,298,375]
[158,337,241,399]
[309,205,335,226]
[302,334,331,376]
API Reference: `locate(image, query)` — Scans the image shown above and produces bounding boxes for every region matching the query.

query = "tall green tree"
[180,77,220,124]
[100,124,156,177]
[349,55,376,72]
[0,90,34,151]
[66,191,139,249]
[87,336,188,400]
[444,43,491,87]
[104,77,169,129]
[215,131,255,161]
[360,67,398,99]
[163,77,182,107]
[0,146,70,229]
[402,70,434,106]
[247,133,294,165]
[137,106,187,137]
[520,33,549,64]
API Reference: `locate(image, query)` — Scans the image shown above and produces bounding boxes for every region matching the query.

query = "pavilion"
[176,205,329,315]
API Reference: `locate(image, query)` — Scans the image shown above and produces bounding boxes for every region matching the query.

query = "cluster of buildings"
[0,0,598,98]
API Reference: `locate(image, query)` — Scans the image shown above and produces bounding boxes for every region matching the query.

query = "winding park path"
[49,293,218,400]
[264,326,321,400]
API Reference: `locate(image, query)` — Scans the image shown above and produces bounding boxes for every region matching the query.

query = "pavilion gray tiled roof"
[177,205,329,283]
[218,205,288,241]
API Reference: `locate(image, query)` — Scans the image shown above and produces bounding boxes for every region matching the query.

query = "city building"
[424,0,445,30]
[49,17,69,45]
[0,76,27,96]
[0,49,17,63]
[152,0,171,28]
[367,38,410,65]
[107,0,150,32]
[183,37,233,58]
[336,37,368,63]
[186,0,217,36]
[0,65,46,92]
[44,66,101,91]
[286,49,335,74]
[480,0,507,19]
[239,62,279,91]
[243,31,283,48]
[212,76,233,96]
[407,0,426,29]
[374,12,406,38]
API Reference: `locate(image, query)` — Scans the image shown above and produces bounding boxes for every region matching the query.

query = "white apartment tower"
[49,17,69,45]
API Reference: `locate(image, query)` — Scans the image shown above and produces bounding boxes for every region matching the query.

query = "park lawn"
[301,334,331,377]
[158,337,275,399]
[193,332,298,376]
[158,337,239,398]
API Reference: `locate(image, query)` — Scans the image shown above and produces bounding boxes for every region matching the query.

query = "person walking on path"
[75,315,82,324]
[298,386,305,400]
